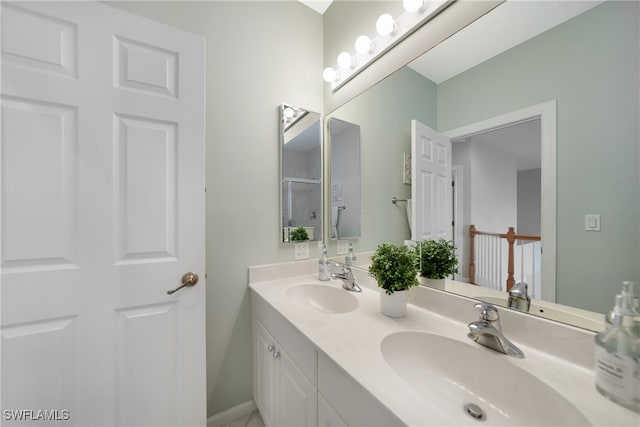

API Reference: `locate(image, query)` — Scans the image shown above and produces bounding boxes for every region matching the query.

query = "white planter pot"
[379,288,408,318]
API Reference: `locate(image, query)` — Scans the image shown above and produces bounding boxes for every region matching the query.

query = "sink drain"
[464,403,486,421]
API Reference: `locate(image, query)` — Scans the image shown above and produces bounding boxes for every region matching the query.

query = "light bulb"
[322,67,337,83]
[376,13,396,36]
[337,51,354,69]
[403,0,424,13]
[283,107,294,119]
[355,35,374,54]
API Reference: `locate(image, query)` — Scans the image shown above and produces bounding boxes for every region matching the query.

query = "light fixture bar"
[325,0,453,92]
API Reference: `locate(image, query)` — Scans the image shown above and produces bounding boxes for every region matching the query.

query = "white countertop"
[248,261,638,426]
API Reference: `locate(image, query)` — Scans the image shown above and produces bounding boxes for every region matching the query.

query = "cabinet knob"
[267,344,275,353]
[272,350,281,359]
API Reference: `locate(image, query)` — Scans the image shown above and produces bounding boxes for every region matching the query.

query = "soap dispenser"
[345,242,356,266]
[318,244,330,281]
[606,281,639,334]
[594,289,640,413]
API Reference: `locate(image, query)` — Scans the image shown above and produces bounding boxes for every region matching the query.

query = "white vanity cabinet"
[318,393,348,427]
[317,352,404,427]
[252,294,317,427]
[251,290,404,427]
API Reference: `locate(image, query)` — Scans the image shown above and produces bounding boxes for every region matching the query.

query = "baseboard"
[207,400,257,427]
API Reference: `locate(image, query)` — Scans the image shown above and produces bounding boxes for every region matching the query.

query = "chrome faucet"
[508,281,531,312]
[467,302,524,358]
[330,261,362,293]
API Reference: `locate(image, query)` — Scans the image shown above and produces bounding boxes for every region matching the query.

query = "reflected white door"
[411,120,452,241]
[1,1,206,425]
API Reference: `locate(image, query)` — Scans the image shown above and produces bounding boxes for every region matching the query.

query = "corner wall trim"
[207,400,257,427]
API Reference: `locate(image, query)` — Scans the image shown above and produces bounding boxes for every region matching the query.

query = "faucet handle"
[331,260,351,273]
[474,301,500,322]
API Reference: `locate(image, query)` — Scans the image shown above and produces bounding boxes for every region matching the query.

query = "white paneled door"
[411,120,452,242]
[1,2,206,425]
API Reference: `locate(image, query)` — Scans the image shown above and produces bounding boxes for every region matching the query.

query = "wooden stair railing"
[469,224,541,291]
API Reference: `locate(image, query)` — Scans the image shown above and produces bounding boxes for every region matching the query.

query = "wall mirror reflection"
[329,118,361,240]
[327,0,639,330]
[280,104,323,243]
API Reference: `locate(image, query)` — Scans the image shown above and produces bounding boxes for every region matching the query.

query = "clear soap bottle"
[318,244,330,281]
[345,242,356,266]
[594,291,640,413]
[606,281,640,336]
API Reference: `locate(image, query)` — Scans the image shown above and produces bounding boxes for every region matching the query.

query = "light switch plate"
[294,243,309,259]
[585,214,601,231]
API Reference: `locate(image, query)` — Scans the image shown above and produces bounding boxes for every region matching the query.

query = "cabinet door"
[318,393,348,427]
[255,320,276,426]
[276,346,317,427]
[318,352,403,426]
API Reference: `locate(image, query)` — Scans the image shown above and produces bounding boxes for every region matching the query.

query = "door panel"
[1,2,205,425]
[1,3,78,78]
[114,36,179,99]
[2,96,78,271]
[116,302,178,424]
[411,120,452,241]
[114,114,178,264]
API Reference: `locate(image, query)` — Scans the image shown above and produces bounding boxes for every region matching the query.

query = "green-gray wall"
[438,1,639,313]
[106,1,323,418]
[328,67,437,251]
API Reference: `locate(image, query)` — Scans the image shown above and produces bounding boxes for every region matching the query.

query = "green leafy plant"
[368,243,419,295]
[290,227,310,242]
[418,238,458,279]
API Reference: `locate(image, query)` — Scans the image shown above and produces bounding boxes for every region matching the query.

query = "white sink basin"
[381,331,589,426]
[286,284,358,314]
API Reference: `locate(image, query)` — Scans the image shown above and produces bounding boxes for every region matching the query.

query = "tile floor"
[221,410,265,427]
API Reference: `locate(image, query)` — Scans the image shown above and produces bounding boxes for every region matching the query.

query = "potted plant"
[290,227,310,242]
[417,238,458,288]
[368,243,419,317]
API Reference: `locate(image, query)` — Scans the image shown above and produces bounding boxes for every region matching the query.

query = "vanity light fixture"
[282,106,296,127]
[355,35,374,55]
[283,107,295,120]
[282,104,308,131]
[322,66,337,83]
[337,51,355,69]
[323,0,449,91]
[376,13,396,36]
[403,0,425,13]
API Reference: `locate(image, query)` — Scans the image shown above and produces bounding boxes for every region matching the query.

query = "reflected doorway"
[452,119,541,293]
[444,101,556,302]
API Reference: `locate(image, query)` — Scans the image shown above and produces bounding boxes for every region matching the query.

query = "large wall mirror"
[327,1,639,330]
[328,118,361,240]
[280,104,323,243]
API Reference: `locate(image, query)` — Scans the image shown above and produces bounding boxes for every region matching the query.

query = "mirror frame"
[279,103,323,243]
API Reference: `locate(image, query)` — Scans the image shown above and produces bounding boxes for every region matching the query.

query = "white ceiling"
[457,119,542,171]
[298,0,334,15]
[409,0,603,83]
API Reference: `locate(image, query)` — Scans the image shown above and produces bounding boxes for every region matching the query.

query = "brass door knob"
[167,272,199,295]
